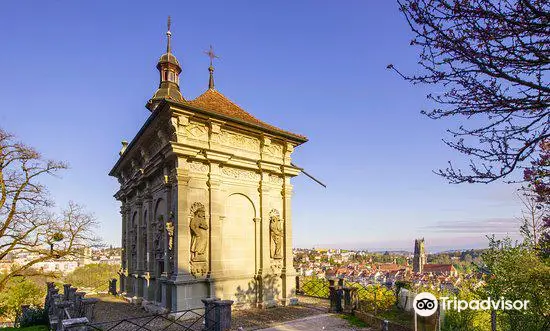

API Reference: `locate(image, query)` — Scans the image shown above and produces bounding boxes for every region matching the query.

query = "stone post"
[109,279,117,295]
[55,301,73,330]
[329,286,343,313]
[74,292,86,318]
[343,287,358,313]
[202,297,219,330]
[61,317,89,331]
[295,276,301,294]
[68,287,77,301]
[49,292,60,316]
[213,300,233,331]
[63,284,72,300]
[81,298,99,322]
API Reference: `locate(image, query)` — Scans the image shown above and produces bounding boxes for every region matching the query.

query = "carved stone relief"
[153,215,165,261]
[185,123,208,141]
[189,202,208,277]
[222,167,261,181]
[217,130,260,152]
[264,143,283,158]
[269,209,283,260]
[268,175,284,185]
[189,161,209,174]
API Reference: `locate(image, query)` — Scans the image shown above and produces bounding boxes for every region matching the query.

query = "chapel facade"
[109,20,307,312]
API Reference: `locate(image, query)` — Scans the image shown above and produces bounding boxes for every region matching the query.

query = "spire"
[146,16,184,111]
[166,16,172,53]
[204,45,219,90]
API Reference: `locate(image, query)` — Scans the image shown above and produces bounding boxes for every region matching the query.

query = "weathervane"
[204,45,219,89]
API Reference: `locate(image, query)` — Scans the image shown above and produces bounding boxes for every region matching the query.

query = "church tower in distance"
[413,238,426,273]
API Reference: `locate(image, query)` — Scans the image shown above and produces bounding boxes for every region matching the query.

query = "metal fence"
[296,275,396,314]
[87,307,218,331]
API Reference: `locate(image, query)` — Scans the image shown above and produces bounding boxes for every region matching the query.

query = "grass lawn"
[339,314,368,328]
[377,305,413,328]
[1,325,48,331]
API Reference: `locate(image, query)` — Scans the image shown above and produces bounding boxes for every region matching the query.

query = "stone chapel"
[109,19,307,312]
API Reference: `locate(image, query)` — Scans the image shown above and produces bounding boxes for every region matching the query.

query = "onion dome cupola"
[147,16,184,111]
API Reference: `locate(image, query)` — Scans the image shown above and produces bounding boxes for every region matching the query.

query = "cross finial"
[166,16,172,53]
[204,45,220,89]
[204,45,219,67]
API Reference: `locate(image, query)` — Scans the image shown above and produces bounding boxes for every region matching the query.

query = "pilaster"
[207,162,223,279]
[135,199,144,274]
[172,163,193,281]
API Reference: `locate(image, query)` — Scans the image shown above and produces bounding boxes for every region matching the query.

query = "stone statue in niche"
[190,203,208,262]
[166,221,174,251]
[269,209,283,259]
[154,215,165,260]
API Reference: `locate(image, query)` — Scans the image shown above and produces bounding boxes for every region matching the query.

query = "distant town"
[294,238,485,292]
[1,239,484,292]
[0,247,121,276]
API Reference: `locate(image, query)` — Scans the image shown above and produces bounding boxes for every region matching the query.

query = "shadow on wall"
[234,274,282,308]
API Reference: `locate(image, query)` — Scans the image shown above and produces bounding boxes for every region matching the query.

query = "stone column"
[171,166,192,282]
[281,174,296,305]
[160,169,173,311]
[120,203,127,294]
[124,204,133,295]
[135,198,144,299]
[258,172,272,306]
[208,162,223,280]
[145,194,155,301]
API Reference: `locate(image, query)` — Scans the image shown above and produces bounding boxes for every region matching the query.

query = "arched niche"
[221,193,256,276]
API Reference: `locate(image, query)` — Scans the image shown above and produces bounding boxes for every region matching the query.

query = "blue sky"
[0,1,524,252]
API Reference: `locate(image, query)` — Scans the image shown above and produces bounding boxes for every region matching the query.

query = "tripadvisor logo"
[413,292,438,317]
[413,292,530,316]
[440,296,529,312]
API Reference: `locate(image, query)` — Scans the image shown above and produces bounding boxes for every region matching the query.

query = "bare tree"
[0,129,98,291]
[390,0,549,183]
[517,192,548,246]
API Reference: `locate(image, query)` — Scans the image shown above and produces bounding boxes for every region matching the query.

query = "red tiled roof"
[376,263,402,271]
[423,264,456,274]
[187,89,307,141]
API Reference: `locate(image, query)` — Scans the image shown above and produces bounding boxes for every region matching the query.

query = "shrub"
[17,307,48,328]
[0,277,45,322]
[64,263,119,292]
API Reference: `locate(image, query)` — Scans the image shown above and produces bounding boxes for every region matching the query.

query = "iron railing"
[87,306,218,331]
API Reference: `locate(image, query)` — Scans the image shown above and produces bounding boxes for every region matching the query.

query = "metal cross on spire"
[204,45,219,67]
[204,45,220,89]
[166,16,172,53]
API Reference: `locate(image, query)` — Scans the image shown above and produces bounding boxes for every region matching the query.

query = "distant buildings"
[412,238,458,277]
[294,239,463,291]
[0,248,122,276]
